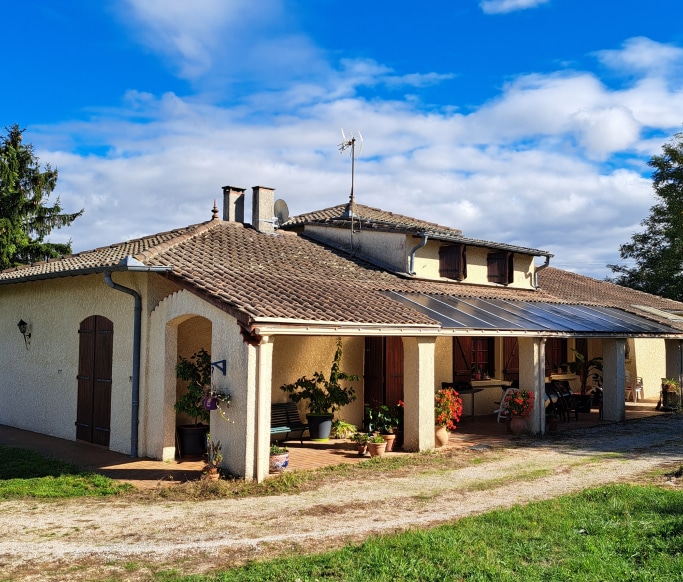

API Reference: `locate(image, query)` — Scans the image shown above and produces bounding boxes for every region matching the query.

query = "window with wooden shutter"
[439,244,467,280]
[487,251,514,285]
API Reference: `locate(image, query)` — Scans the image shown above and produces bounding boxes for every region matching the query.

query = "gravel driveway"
[2,414,682,581]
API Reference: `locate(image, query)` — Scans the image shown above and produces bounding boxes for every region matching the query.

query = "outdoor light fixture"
[17,319,31,349]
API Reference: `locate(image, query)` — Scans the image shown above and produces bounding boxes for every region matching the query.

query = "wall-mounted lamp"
[17,319,31,349]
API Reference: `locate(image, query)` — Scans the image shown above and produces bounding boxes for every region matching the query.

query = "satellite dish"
[274,199,290,225]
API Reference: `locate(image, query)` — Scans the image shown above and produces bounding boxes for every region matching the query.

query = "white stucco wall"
[271,335,365,426]
[0,273,141,455]
[306,226,408,272]
[632,338,666,398]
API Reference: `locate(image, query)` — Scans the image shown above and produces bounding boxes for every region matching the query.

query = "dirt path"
[2,415,683,581]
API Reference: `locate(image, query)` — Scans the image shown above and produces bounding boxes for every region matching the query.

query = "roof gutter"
[103,257,173,458]
[408,234,428,275]
[533,254,552,289]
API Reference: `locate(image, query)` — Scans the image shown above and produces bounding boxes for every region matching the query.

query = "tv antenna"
[338,129,363,220]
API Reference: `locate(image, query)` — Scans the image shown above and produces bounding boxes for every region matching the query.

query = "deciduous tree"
[0,124,82,270]
[609,132,683,300]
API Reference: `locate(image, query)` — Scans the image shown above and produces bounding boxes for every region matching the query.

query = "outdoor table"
[467,379,512,418]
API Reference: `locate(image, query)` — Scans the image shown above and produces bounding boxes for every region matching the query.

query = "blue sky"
[3,0,683,279]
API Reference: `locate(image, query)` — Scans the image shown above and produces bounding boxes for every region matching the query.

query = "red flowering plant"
[434,388,463,431]
[504,388,535,417]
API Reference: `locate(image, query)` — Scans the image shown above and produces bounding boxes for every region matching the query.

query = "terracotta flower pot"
[382,433,397,452]
[204,467,220,481]
[435,425,449,447]
[367,442,386,457]
[509,416,527,436]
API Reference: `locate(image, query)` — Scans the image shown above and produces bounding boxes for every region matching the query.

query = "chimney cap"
[222,185,246,192]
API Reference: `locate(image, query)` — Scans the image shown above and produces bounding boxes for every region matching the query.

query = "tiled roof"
[283,202,552,257]
[282,202,462,235]
[0,223,206,281]
[3,211,683,332]
[143,220,439,325]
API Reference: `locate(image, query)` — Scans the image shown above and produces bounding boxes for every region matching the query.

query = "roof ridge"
[133,219,220,263]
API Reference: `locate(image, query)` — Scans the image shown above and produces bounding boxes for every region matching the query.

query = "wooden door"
[76,316,113,446]
[364,337,404,406]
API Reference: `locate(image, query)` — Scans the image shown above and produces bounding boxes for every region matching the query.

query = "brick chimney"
[252,185,275,233]
[222,185,245,223]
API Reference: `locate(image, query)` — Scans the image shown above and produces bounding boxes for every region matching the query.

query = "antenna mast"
[339,129,363,221]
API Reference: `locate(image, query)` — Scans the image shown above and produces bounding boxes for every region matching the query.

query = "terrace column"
[602,338,626,422]
[402,336,437,451]
[664,339,683,385]
[254,335,273,483]
[518,337,545,434]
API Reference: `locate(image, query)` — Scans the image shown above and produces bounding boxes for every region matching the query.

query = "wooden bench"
[271,402,309,443]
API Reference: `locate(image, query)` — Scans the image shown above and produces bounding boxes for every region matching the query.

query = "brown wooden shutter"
[439,244,467,280]
[364,337,384,407]
[453,337,472,382]
[503,337,519,382]
[384,336,404,406]
[76,316,113,446]
[487,251,513,285]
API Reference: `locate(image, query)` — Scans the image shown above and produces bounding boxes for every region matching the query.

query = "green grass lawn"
[155,484,683,581]
[0,446,131,498]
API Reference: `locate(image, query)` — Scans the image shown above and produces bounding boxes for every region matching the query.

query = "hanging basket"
[203,397,218,410]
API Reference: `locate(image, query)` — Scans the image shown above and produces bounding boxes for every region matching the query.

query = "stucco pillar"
[254,336,273,483]
[518,337,545,434]
[160,324,178,461]
[402,336,436,452]
[664,339,683,385]
[602,338,626,422]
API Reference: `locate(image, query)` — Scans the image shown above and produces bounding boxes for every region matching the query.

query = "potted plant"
[503,388,535,435]
[269,443,289,473]
[352,432,369,456]
[366,434,386,458]
[563,349,603,412]
[659,378,681,411]
[175,348,213,457]
[203,433,222,481]
[330,419,357,439]
[279,338,359,441]
[364,403,400,450]
[434,388,463,447]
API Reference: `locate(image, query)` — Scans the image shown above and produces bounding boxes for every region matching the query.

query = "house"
[2,184,683,482]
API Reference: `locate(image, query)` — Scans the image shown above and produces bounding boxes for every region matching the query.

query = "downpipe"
[104,271,142,458]
[408,234,428,275]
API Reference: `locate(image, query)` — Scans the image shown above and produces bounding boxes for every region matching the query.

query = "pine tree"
[608,132,683,300]
[0,125,83,270]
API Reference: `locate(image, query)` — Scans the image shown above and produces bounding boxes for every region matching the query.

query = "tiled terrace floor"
[0,400,664,490]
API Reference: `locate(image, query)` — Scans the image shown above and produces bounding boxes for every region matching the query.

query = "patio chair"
[552,380,578,421]
[544,382,563,418]
[494,387,519,422]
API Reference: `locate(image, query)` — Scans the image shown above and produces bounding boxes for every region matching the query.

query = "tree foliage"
[608,132,683,299]
[0,124,83,270]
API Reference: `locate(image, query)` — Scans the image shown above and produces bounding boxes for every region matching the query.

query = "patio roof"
[386,292,683,336]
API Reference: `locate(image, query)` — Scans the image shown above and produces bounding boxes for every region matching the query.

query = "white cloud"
[479,0,549,15]
[38,36,683,280]
[596,37,683,76]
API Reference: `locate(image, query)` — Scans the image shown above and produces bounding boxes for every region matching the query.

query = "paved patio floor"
[0,400,662,490]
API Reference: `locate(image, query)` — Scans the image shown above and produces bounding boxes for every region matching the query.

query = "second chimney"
[222,185,245,223]
[252,185,275,233]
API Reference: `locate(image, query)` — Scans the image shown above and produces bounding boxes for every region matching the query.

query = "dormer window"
[487,251,514,285]
[439,244,467,280]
